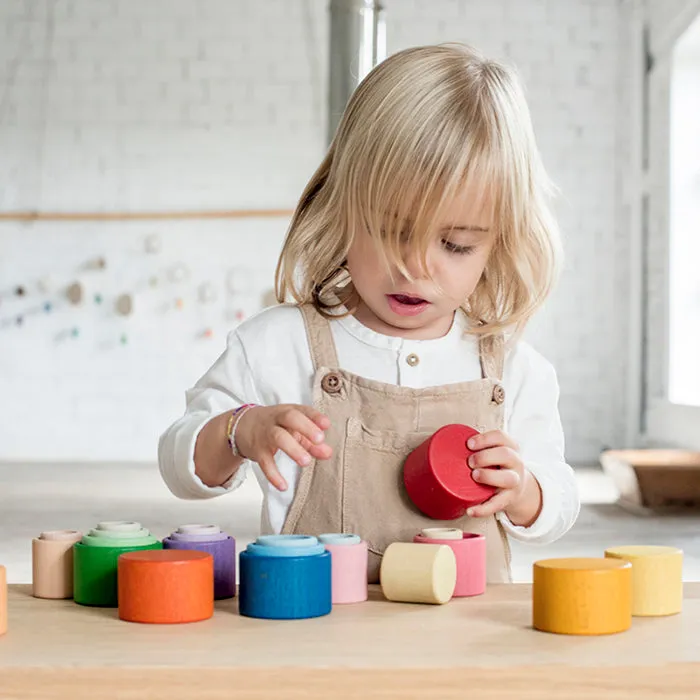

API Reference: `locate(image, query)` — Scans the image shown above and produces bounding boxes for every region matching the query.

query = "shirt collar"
[333,306,469,352]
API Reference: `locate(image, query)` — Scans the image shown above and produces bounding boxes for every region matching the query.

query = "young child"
[159,43,580,583]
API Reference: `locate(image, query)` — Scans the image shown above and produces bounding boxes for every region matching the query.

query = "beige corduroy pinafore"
[281,304,512,584]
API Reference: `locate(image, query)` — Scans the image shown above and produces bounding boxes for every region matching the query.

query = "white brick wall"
[640,0,700,441]
[0,0,631,464]
[391,0,625,463]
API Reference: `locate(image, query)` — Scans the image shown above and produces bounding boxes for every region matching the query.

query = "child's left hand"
[465,430,542,527]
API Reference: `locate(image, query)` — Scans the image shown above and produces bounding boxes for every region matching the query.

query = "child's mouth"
[386,294,430,316]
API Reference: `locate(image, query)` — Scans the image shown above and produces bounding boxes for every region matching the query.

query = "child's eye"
[441,239,475,255]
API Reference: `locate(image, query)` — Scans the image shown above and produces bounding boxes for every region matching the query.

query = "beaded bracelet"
[226,404,257,458]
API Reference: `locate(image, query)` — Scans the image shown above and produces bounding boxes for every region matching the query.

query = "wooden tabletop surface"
[1,583,699,699]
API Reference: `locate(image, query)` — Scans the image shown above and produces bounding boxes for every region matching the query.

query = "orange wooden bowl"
[118,549,214,624]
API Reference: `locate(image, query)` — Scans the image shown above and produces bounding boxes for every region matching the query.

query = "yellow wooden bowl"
[605,545,683,616]
[380,542,456,605]
[533,557,632,635]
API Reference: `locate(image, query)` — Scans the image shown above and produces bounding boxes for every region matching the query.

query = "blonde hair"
[275,43,562,338]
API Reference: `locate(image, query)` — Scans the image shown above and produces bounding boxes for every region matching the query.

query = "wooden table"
[1,583,699,699]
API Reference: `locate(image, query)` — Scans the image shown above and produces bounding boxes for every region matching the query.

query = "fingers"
[243,405,333,491]
[271,425,315,469]
[469,446,520,471]
[467,430,518,452]
[472,465,520,490]
[467,489,513,519]
[294,405,332,431]
[296,434,333,460]
[467,440,524,517]
[278,407,331,450]
[257,454,288,492]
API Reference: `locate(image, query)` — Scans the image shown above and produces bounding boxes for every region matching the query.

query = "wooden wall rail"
[0,209,295,222]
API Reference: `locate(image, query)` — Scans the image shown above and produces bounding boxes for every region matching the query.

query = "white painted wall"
[639,0,700,448]
[0,0,634,464]
[668,20,700,406]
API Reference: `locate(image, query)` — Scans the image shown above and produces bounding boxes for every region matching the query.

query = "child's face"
[346,187,494,339]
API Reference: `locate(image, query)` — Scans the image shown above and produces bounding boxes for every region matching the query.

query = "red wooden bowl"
[403,424,497,519]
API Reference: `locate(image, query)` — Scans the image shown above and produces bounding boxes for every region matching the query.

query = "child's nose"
[401,249,432,280]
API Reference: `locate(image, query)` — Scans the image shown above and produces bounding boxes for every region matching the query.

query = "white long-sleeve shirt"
[158,304,580,545]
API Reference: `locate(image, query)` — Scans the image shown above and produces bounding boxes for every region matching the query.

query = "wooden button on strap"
[491,384,505,404]
[321,372,342,394]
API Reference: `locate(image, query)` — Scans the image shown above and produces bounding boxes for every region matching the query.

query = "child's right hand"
[234,405,332,491]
